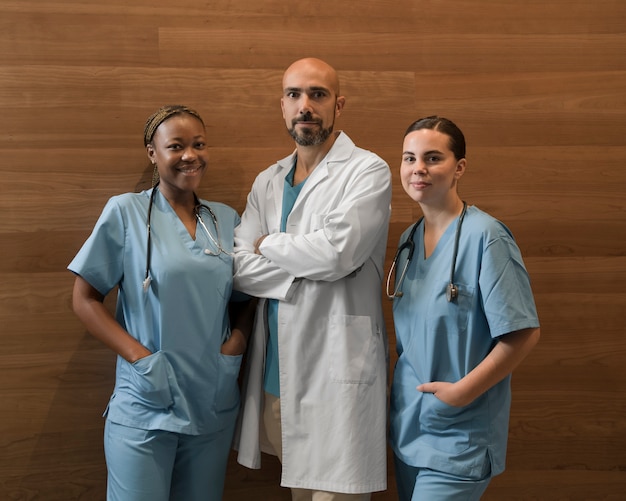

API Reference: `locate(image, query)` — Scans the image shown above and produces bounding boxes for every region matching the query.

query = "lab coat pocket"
[123,351,175,410]
[329,315,377,384]
[214,353,242,414]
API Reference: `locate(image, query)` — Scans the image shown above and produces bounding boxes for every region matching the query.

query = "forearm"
[258,178,391,281]
[457,327,541,405]
[240,158,392,282]
[72,276,151,363]
[233,252,298,299]
[222,298,258,355]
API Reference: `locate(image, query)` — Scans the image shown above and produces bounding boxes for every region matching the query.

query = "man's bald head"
[282,58,341,97]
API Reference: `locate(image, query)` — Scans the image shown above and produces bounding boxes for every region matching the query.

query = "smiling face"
[281,58,345,146]
[400,128,466,207]
[146,113,208,199]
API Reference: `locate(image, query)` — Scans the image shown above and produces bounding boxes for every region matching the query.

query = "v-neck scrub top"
[389,205,539,478]
[68,188,242,435]
[265,163,306,397]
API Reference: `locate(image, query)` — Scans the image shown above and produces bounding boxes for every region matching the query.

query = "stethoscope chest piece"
[142,276,152,292]
[446,283,458,302]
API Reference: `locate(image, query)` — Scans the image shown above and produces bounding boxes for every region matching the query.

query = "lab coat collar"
[271,132,356,218]
[275,131,355,183]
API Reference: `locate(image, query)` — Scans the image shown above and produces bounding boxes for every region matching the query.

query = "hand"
[417,381,470,407]
[220,329,247,356]
[254,234,268,255]
[129,345,153,364]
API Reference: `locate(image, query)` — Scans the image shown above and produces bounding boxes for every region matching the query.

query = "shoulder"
[104,191,148,209]
[464,206,515,242]
[199,200,241,225]
[96,191,148,222]
[251,153,293,186]
[200,200,238,216]
[463,206,526,262]
[336,132,389,168]
[326,132,390,186]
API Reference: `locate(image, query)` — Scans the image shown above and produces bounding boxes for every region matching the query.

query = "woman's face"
[400,128,465,206]
[146,114,208,197]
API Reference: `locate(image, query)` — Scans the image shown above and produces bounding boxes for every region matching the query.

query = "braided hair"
[143,104,205,147]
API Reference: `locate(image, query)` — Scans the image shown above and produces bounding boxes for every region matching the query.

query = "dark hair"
[143,105,205,146]
[404,116,466,160]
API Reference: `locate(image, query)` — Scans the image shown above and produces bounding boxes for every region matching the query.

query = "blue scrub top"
[68,188,242,435]
[264,164,306,396]
[389,206,539,478]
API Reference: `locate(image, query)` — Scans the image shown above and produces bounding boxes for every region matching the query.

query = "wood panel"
[1,0,625,499]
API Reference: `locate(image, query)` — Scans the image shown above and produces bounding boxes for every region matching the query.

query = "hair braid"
[143,104,205,147]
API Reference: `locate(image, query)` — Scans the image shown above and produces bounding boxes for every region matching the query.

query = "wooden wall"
[1,1,625,499]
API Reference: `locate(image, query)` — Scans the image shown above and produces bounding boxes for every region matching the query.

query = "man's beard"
[288,114,334,146]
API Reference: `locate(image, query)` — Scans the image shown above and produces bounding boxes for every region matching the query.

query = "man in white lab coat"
[233,57,392,500]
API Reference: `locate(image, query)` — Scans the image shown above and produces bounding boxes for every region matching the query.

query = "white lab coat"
[232,132,391,494]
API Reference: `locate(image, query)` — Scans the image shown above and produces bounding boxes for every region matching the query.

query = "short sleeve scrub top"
[389,206,540,478]
[68,188,242,435]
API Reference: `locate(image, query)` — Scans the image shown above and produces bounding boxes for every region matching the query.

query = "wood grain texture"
[1,0,625,499]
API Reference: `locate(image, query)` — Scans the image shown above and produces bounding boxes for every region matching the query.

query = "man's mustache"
[293,112,321,125]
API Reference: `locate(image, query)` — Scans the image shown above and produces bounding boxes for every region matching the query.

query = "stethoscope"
[386,201,467,302]
[142,184,230,292]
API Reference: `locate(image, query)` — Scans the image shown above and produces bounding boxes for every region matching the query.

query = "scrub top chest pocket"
[427,279,475,338]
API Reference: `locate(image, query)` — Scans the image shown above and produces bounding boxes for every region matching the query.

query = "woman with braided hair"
[69,105,254,500]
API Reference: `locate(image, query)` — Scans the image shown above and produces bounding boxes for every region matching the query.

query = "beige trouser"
[263,392,371,501]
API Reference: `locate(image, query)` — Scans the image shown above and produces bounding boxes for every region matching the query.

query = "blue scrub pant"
[393,453,491,501]
[104,419,235,501]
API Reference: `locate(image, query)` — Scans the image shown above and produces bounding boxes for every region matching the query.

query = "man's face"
[281,60,344,146]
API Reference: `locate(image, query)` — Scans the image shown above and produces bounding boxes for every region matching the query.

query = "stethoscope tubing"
[385,223,418,300]
[143,184,228,292]
[386,201,467,301]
